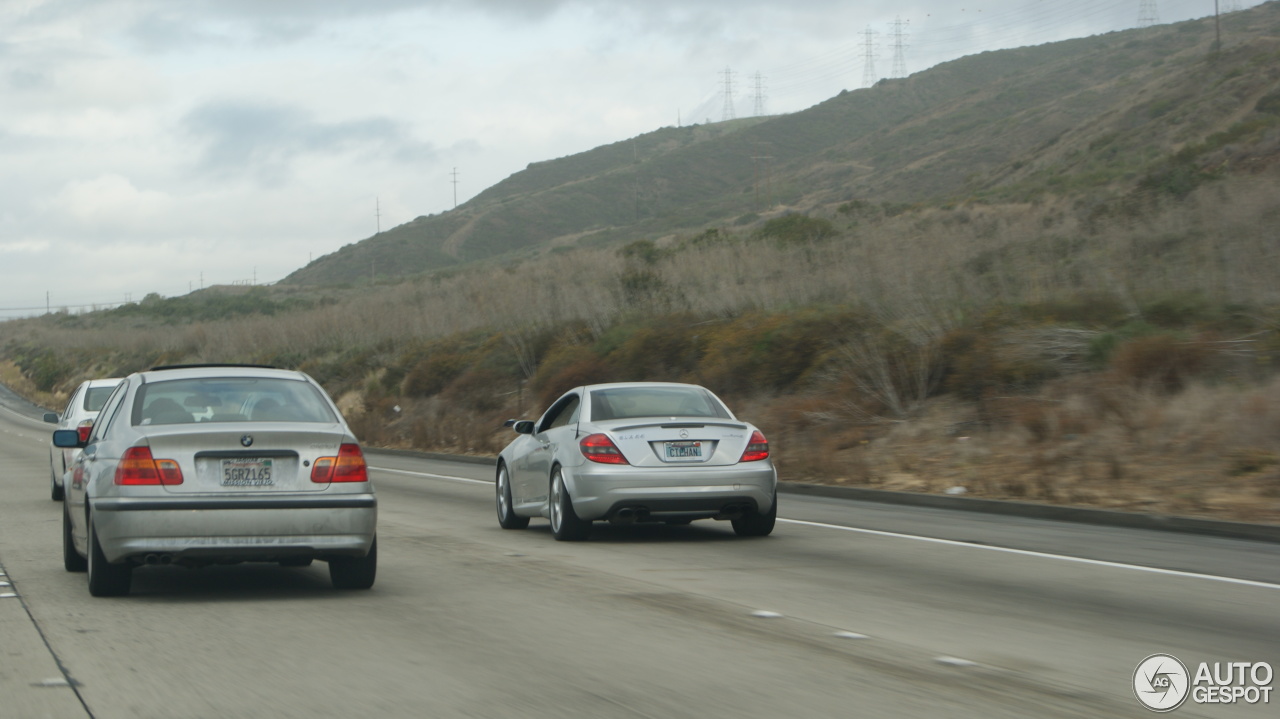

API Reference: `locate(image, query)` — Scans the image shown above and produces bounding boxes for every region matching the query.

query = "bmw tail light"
[115,446,184,485]
[76,419,94,444]
[580,434,628,465]
[740,430,769,462]
[311,444,369,483]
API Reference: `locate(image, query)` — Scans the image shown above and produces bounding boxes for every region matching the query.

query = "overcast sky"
[0,0,1264,319]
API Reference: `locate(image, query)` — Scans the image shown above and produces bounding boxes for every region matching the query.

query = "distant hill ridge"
[284,2,1280,286]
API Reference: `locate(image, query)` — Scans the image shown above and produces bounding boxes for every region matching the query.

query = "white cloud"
[53,174,172,229]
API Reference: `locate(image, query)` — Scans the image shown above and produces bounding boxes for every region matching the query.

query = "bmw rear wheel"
[63,501,86,572]
[87,511,132,596]
[329,537,377,589]
[549,468,590,541]
[496,463,529,530]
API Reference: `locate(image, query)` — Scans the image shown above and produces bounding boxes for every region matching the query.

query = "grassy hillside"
[286,4,1280,286]
[4,4,1280,523]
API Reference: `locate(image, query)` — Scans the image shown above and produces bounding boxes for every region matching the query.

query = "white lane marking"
[368,464,1280,591]
[0,403,52,427]
[779,518,1280,590]
[834,631,869,640]
[371,466,490,486]
[751,610,783,618]
[935,656,979,667]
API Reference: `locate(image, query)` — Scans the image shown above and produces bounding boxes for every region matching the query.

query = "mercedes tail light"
[311,444,369,483]
[580,434,629,465]
[115,446,184,485]
[740,430,769,462]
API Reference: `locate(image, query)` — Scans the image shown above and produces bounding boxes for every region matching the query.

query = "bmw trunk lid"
[143,424,353,494]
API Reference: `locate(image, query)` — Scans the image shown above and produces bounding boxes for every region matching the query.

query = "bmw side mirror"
[44,412,59,424]
[52,429,86,448]
[512,420,535,435]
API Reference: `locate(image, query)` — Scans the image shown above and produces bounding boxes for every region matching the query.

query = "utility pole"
[861,27,880,88]
[46,291,50,315]
[890,17,910,79]
[751,146,774,210]
[1213,0,1222,53]
[451,168,459,208]
[751,72,767,116]
[1138,0,1160,28]
[721,68,736,122]
[375,197,381,234]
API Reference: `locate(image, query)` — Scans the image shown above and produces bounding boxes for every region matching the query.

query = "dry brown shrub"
[1110,334,1213,392]
[533,354,611,409]
[441,367,518,413]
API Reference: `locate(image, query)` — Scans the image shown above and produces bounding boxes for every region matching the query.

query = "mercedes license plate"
[221,458,274,486]
[665,441,703,461]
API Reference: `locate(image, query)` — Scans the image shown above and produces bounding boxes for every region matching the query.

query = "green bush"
[758,214,837,245]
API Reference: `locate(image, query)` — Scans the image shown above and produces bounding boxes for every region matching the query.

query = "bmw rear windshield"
[589,387,732,421]
[133,377,338,426]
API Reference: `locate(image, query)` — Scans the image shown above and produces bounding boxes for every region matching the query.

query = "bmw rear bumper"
[91,495,377,563]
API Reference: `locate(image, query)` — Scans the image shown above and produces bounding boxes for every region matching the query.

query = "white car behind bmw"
[44,377,122,501]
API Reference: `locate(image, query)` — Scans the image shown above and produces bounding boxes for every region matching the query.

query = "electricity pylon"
[890,17,909,79]
[861,27,879,88]
[1138,0,1160,27]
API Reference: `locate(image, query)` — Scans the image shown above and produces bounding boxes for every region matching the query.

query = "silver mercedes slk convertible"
[496,382,777,541]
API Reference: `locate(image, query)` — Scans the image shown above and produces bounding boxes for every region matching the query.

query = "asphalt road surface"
[0,402,1276,718]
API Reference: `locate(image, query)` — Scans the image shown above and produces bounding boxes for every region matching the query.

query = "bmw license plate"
[665,441,703,461]
[221,458,274,486]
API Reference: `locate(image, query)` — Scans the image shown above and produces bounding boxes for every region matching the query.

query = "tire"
[50,463,64,502]
[732,491,777,537]
[549,468,590,542]
[87,512,131,597]
[329,537,377,589]
[63,501,87,572]
[496,463,529,530]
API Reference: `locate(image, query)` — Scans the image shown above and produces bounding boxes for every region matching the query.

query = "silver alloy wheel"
[550,471,563,533]
[497,466,510,519]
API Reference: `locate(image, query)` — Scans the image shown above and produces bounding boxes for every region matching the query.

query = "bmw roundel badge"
[240,435,254,448]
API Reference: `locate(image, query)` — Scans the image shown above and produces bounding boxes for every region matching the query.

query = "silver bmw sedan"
[496,382,777,540]
[54,365,377,596]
